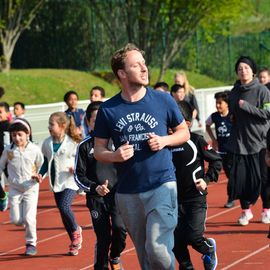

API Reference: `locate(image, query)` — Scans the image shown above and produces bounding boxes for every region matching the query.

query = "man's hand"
[195,178,207,192]
[32,173,43,184]
[147,133,166,151]
[114,141,134,162]
[95,180,110,196]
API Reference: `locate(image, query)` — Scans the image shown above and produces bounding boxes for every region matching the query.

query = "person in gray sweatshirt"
[227,55,270,226]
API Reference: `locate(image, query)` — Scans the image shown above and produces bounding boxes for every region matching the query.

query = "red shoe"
[72,226,82,249]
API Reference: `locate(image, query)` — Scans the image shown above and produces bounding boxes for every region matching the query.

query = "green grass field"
[0,68,225,105]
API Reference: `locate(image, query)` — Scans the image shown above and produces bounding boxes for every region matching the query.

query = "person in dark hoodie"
[172,100,222,270]
[227,56,270,226]
[74,101,127,270]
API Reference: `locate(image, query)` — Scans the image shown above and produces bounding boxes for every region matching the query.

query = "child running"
[0,118,44,255]
[172,101,222,270]
[205,91,233,208]
[39,112,82,256]
[74,101,127,270]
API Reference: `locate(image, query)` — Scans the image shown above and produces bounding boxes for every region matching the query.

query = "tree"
[0,0,45,72]
[90,0,252,82]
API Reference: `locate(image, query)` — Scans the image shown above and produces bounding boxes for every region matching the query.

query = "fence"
[19,86,232,145]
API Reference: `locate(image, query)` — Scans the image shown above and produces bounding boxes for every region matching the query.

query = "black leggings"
[54,189,78,241]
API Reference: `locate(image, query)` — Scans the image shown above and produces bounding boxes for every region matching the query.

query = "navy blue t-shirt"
[206,112,231,153]
[94,87,184,194]
[65,108,84,128]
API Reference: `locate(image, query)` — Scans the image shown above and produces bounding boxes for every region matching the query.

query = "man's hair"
[0,102,9,112]
[86,101,103,121]
[154,82,169,92]
[63,90,79,103]
[14,101,25,110]
[259,66,270,75]
[170,84,184,95]
[214,91,230,104]
[90,86,105,97]
[111,43,144,79]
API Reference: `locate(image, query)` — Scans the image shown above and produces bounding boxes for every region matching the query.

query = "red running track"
[1,171,270,270]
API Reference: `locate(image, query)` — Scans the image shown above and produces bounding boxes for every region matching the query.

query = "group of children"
[1,63,270,270]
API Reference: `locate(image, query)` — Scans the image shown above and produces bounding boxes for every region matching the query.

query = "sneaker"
[238,209,253,226]
[0,191,8,211]
[262,209,270,224]
[71,226,83,249]
[224,200,235,208]
[77,189,86,196]
[68,244,79,256]
[202,238,217,270]
[110,257,124,270]
[179,261,195,270]
[25,244,37,256]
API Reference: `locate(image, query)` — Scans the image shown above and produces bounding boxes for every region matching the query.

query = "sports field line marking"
[78,247,136,270]
[0,222,93,256]
[220,244,269,270]
[1,197,86,224]
[206,205,240,221]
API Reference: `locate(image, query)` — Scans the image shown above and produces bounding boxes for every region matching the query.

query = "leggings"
[54,188,78,240]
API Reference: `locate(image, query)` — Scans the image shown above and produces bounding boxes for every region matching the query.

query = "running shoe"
[25,244,37,256]
[72,226,83,249]
[68,244,79,256]
[224,200,235,208]
[261,209,270,224]
[238,209,253,226]
[202,238,217,270]
[0,191,8,211]
[109,257,124,270]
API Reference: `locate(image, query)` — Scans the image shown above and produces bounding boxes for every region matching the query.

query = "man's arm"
[147,120,190,151]
[94,137,134,163]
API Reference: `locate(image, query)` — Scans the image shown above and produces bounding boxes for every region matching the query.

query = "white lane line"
[206,206,240,221]
[220,244,269,270]
[0,223,92,256]
[78,247,136,270]
[1,198,86,224]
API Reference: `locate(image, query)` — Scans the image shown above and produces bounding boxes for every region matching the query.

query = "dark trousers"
[228,153,261,209]
[260,149,270,209]
[87,193,127,270]
[173,201,213,266]
[220,153,232,200]
[54,188,78,241]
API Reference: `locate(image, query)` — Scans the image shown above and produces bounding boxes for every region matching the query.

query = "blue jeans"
[115,181,178,270]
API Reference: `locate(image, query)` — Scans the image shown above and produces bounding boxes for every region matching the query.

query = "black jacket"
[74,135,118,196]
[172,132,222,203]
[0,120,10,156]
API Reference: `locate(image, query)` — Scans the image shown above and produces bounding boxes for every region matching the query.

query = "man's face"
[0,107,8,121]
[121,50,149,86]
[66,94,78,110]
[172,88,185,102]
[14,104,25,117]
[237,62,253,85]
[216,98,228,114]
[259,71,270,85]
[90,89,103,102]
